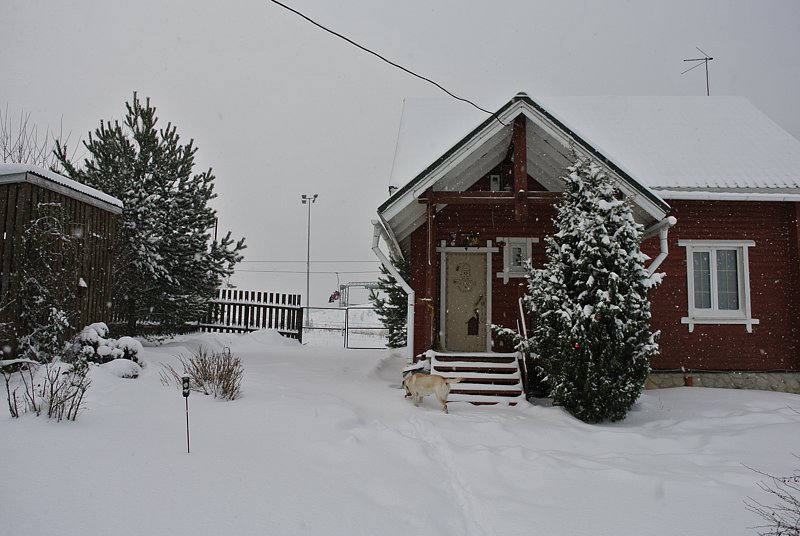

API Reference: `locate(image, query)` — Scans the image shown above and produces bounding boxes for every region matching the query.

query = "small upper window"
[496,237,538,283]
[680,240,758,332]
[489,174,512,192]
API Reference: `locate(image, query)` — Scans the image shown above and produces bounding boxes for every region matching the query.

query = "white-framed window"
[496,237,538,283]
[489,174,512,192]
[679,240,759,333]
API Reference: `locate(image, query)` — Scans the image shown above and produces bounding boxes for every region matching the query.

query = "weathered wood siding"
[0,180,117,353]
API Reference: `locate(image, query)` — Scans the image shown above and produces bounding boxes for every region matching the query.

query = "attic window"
[489,174,512,192]
[496,237,538,283]
[679,240,759,333]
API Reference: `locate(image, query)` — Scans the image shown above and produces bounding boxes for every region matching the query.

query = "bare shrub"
[1,360,90,420]
[745,460,800,536]
[43,361,91,421]
[0,359,37,418]
[160,347,243,400]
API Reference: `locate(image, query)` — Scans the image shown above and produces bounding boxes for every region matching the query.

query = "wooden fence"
[200,289,304,341]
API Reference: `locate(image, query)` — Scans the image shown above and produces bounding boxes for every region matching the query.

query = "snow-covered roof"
[0,163,123,212]
[389,98,487,190]
[381,94,673,248]
[536,96,800,191]
[389,95,800,192]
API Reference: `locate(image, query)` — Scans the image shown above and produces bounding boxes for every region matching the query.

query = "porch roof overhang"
[378,94,670,253]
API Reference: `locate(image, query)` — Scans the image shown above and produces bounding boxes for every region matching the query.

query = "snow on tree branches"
[17,202,80,363]
[369,256,410,349]
[526,158,660,423]
[55,94,245,335]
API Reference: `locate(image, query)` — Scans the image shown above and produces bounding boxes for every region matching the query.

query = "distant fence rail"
[200,289,304,341]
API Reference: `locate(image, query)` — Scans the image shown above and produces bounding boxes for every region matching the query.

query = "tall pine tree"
[55,94,245,334]
[527,158,660,422]
[369,256,410,348]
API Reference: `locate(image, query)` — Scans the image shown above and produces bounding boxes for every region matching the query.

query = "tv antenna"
[683,47,714,96]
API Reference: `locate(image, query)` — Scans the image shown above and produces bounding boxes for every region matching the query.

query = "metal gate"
[302,306,387,349]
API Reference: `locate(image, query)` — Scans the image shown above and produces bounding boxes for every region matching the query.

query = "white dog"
[403,373,464,414]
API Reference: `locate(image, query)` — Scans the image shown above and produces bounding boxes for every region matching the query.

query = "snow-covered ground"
[1,330,797,536]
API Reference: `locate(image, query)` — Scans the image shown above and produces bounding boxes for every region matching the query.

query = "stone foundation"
[646,371,800,394]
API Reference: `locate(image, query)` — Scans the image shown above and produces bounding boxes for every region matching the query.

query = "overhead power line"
[267,0,506,125]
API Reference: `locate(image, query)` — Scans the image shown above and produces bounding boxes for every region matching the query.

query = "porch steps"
[428,351,525,406]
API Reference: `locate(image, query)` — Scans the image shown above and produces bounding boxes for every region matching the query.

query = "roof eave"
[378,97,523,216]
[0,170,124,214]
[515,94,670,215]
[379,93,671,236]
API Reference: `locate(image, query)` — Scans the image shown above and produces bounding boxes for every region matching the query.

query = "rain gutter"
[371,220,414,361]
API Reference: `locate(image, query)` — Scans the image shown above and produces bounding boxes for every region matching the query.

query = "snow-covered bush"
[160,347,243,400]
[64,323,144,365]
[101,358,142,379]
[525,158,660,423]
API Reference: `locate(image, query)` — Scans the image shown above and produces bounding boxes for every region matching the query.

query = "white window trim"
[678,239,759,333]
[496,237,539,284]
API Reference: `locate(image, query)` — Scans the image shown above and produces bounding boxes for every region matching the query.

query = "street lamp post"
[301,194,318,306]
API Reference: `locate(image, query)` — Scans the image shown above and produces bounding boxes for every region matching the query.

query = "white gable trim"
[381,102,524,224]
[380,99,670,245]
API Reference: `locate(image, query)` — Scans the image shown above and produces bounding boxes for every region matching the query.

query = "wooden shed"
[0,164,122,356]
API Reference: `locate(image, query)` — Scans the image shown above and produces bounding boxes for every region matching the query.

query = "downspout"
[643,216,677,276]
[371,220,415,361]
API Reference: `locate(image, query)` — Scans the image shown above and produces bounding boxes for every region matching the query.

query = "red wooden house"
[372,93,800,399]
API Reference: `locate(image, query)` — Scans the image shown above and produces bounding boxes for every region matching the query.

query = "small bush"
[2,360,90,421]
[745,460,800,536]
[64,322,144,365]
[160,347,243,400]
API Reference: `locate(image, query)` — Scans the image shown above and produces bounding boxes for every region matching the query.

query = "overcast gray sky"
[3,0,799,305]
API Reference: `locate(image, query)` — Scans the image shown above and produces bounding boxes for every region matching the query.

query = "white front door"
[444,252,487,352]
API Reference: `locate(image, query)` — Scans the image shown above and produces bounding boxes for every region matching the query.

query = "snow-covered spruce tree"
[17,202,80,363]
[55,94,245,335]
[369,256,410,348]
[528,158,660,423]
